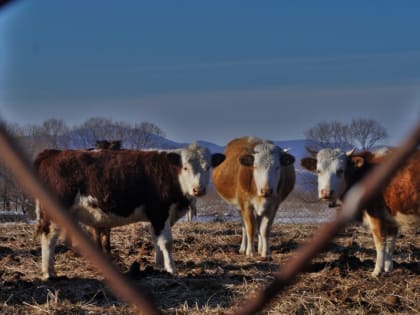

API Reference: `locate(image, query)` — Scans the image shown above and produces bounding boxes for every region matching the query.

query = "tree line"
[0,116,388,216]
[0,117,167,216]
[304,118,388,151]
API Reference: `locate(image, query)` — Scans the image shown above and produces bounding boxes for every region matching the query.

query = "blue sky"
[0,1,419,145]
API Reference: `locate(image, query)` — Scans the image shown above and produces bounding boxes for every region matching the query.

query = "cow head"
[176,143,225,197]
[239,142,295,198]
[301,148,361,205]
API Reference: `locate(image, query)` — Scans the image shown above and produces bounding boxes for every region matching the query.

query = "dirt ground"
[0,217,419,314]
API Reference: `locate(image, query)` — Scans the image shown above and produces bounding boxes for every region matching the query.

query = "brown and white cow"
[212,137,295,257]
[34,143,225,279]
[301,148,420,276]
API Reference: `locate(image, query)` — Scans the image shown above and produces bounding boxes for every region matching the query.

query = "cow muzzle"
[319,189,334,200]
[258,188,273,198]
[192,187,206,197]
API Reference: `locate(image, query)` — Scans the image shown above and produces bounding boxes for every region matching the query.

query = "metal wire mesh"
[0,4,418,311]
[1,122,418,314]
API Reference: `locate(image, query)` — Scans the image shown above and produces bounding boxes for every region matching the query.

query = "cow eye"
[336,169,344,176]
[316,169,321,174]
[183,167,188,171]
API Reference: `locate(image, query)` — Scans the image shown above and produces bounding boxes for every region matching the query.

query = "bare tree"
[348,118,388,150]
[73,117,166,149]
[304,120,351,151]
[41,118,70,149]
[304,118,387,152]
[73,117,117,148]
[128,121,166,149]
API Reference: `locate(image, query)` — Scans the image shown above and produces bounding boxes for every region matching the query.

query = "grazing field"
[1,212,418,315]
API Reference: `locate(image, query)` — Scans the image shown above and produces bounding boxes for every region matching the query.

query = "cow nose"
[193,187,206,196]
[259,188,273,197]
[320,189,334,200]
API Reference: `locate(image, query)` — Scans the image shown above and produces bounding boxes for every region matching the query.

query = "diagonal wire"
[0,124,162,315]
[234,122,420,315]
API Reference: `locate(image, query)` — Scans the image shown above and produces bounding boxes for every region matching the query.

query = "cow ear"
[239,154,254,167]
[167,152,182,166]
[300,157,317,172]
[280,153,295,166]
[211,153,225,167]
[351,156,365,168]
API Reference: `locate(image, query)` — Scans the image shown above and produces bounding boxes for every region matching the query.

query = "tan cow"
[301,148,420,276]
[213,137,295,257]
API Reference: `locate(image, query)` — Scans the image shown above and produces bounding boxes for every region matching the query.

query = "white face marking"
[316,149,348,202]
[177,143,212,197]
[252,142,281,197]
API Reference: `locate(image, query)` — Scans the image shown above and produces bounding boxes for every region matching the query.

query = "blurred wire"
[0,123,162,315]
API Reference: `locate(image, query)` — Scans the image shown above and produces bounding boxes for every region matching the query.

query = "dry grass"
[1,216,419,314]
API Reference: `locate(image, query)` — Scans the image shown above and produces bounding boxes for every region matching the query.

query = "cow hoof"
[42,272,56,281]
[371,270,382,277]
[259,256,272,262]
[384,262,394,273]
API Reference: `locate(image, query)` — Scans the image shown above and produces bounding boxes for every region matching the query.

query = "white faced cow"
[301,148,420,276]
[212,137,295,257]
[34,142,225,279]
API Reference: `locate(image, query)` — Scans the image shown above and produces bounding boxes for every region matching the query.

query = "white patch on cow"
[252,142,282,198]
[177,143,212,197]
[316,148,348,202]
[72,193,149,228]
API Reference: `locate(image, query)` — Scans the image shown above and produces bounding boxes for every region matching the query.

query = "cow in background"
[213,137,295,257]
[34,142,225,279]
[301,148,420,276]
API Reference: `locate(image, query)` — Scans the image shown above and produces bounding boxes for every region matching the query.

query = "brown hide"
[213,137,259,204]
[382,150,420,217]
[34,149,188,234]
[212,137,295,207]
[347,150,420,218]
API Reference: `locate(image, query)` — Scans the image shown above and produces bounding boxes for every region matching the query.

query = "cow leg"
[384,219,399,273]
[241,205,256,257]
[258,214,274,257]
[152,219,176,274]
[239,222,247,255]
[40,224,59,280]
[150,225,164,268]
[257,216,263,254]
[101,228,111,254]
[364,212,386,276]
[186,207,193,222]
